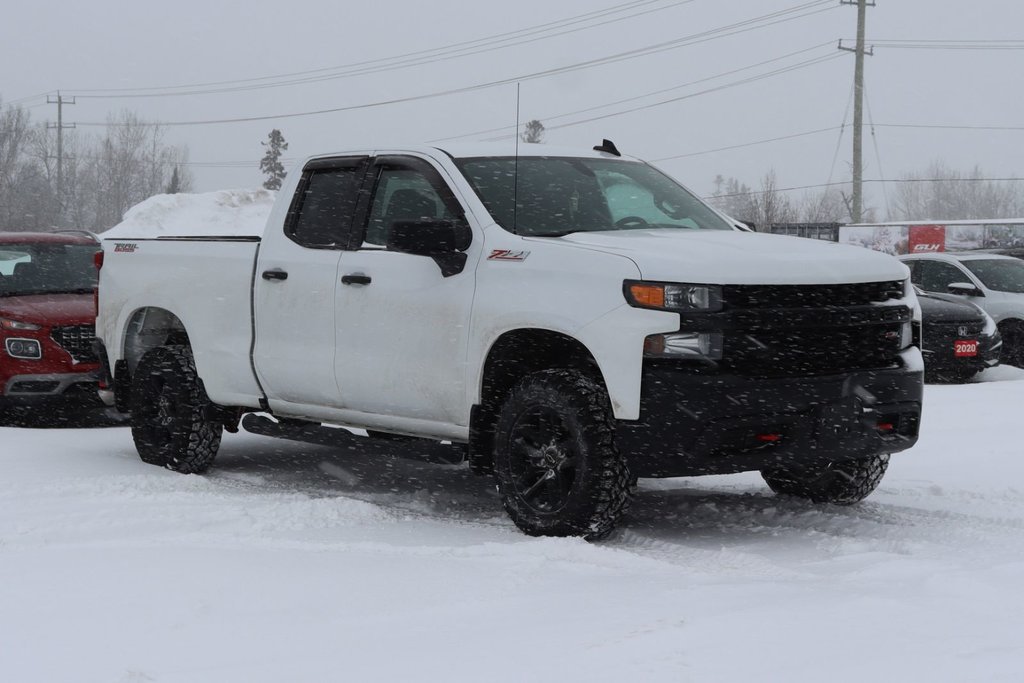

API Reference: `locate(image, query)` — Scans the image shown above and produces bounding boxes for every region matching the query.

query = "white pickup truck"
[95,141,923,539]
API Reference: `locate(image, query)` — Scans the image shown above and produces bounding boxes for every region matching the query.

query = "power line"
[69,1,702,99]
[169,120,1024,170]
[826,82,855,188]
[874,123,1024,132]
[651,126,842,161]
[72,0,838,127]
[64,0,689,98]
[518,52,845,136]
[868,39,1024,50]
[709,177,1024,200]
[864,83,890,218]
[433,41,837,142]
[3,91,53,107]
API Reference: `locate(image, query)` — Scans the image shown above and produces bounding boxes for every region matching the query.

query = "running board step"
[241,414,466,465]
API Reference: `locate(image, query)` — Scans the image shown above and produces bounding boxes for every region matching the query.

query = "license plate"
[954,340,978,357]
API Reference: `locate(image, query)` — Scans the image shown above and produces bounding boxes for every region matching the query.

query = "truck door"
[252,156,369,408]
[334,154,477,426]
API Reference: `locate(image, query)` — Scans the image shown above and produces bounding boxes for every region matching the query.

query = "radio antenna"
[513,82,521,236]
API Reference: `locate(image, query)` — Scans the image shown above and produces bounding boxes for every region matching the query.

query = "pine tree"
[166,166,182,194]
[259,129,289,190]
[520,120,545,144]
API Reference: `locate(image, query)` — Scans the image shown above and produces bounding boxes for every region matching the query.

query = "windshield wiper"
[533,230,582,238]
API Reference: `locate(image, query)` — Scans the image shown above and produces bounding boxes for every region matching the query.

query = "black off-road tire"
[493,369,632,540]
[761,454,889,505]
[130,345,223,474]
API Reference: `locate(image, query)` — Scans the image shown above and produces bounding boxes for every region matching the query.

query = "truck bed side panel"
[98,237,264,408]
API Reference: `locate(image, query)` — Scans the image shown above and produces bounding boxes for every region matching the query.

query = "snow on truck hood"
[558,229,909,285]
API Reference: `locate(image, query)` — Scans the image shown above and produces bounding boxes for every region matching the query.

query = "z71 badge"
[113,243,139,253]
[488,249,530,262]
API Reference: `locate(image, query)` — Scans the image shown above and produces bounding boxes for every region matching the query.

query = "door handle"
[341,274,372,286]
[262,269,288,281]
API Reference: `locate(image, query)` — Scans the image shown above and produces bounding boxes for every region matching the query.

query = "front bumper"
[1,371,102,405]
[618,359,922,478]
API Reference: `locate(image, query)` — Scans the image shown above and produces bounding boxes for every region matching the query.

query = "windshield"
[963,258,1024,293]
[0,243,98,297]
[455,156,732,237]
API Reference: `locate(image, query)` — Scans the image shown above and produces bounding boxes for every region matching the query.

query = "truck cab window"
[288,167,364,248]
[364,168,456,247]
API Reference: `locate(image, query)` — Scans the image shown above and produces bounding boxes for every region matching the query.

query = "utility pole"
[839,0,874,223]
[46,91,76,218]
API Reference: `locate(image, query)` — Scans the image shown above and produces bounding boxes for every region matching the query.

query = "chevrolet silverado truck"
[1,231,102,412]
[94,142,923,539]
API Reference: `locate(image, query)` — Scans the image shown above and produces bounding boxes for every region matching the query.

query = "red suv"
[0,232,101,408]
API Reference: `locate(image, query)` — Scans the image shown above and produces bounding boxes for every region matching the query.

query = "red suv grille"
[51,324,98,363]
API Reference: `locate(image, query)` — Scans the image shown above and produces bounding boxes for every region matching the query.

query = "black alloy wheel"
[506,404,579,515]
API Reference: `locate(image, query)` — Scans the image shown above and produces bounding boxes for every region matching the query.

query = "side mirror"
[947,281,984,297]
[387,219,472,277]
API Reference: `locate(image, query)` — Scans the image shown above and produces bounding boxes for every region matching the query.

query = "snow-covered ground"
[2,368,1024,682]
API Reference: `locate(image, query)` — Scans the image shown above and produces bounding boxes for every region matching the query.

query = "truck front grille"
[721,321,905,378]
[689,283,912,378]
[723,280,904,309]
[52,324,98,363]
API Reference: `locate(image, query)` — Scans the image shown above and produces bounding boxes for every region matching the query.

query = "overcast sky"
[2,0,1021,215]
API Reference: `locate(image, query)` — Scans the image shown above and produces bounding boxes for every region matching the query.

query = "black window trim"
[350,154,468,251]
[284,155,371,250]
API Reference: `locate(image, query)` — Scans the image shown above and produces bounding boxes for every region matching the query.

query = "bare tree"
[0,101,191,232]
[79,110,192,231]
[748,170,796,229]
[891,160,1023,220]
[709,174,756,224]
[796,187,848,223]
[0,101,34,230]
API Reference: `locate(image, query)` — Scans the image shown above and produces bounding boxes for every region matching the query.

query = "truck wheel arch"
[122,307,192,375]
[468,329,606,475]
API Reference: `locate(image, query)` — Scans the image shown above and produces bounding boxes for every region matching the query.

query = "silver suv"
[900,252,1024,367]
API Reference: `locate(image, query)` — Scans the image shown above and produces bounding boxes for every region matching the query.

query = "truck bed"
[97,235,265,408]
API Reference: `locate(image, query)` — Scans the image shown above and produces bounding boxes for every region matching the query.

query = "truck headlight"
[5,338,42,359]
[624,281,723,312]
[644,332,723,360]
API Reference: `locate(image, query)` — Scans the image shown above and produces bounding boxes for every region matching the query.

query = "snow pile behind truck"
[103,188,276,238]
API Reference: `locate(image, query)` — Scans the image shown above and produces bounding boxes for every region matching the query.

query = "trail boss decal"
[113,243,138,253]
[488,249,530,262]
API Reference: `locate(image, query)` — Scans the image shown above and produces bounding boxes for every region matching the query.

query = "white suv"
[901,252,1024,366]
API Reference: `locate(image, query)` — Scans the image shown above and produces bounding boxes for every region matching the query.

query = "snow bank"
[103,188,276,238]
